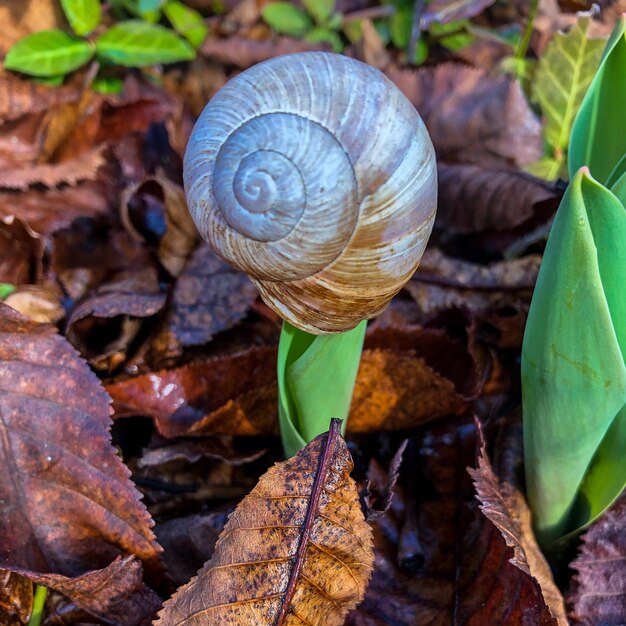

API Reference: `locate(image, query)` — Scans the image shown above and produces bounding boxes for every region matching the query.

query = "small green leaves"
[61,0,102,36]
[261,2,313,37]
[302,0,334,25]
[569,16,626,184]
[4,30,95,77]
[278,321,366,457]
[527,17,604,181]
[96,20,195,66]
[163,0,208,48]
[522,168,626,548]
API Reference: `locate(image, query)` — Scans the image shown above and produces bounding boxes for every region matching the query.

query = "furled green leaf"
[529,17,604,181]
[609,168,626,207]
[96,20,195,67]
[61,0,101,36]
[163,0,208,48]
[278,321,366,457]
[261,2,312,37]
[569,16,626,184]
[302,0,334,25]
[4,30,94,77]
[522,168,626,548]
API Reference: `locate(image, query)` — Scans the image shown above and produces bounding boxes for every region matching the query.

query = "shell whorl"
[184,52,437,333]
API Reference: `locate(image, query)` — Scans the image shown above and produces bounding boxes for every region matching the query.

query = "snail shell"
[184,52,437,333]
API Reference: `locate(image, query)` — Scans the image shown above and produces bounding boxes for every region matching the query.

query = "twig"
[514,0,539,60]
[408,0,426,65]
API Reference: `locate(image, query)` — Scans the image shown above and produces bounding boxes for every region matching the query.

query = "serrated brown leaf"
[0,571,32,626]
[155,420,374,626]
[437,163,558,235]
[388,63,542,169]
[0,304,163,585]
[169,245,258,347]
[121,177,199,277]
[347,422,559,626]
[8,556,161,626]
[568,492,626,625]
[107,342,467,439]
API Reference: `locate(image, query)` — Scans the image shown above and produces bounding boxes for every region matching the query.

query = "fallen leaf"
[469,419,568,624]
[0,571,32,626]
[4,285,64,324]
[364,440,407,519]
[0,146,106,190]
[107,343,468,438]
[0,0,64,52]
[421,0,496,28]
[155,507,234,587]
[568,492,626,625]
[436,163,558,235]
[120,176,199,277]
[0,215,42,285]
[7,556,161,626]
[169,244,258,347]
[155,419,374,626]
[388,63,543,168]
[346,421,559,625]
[200,35,327,68]
[0,304,164,585]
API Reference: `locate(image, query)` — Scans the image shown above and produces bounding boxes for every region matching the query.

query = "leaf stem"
[515,0,539,60]
[28,584,48,626]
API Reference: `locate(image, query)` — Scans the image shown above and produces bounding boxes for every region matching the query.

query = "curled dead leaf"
[0,571,32,626]
[155,419,374,626]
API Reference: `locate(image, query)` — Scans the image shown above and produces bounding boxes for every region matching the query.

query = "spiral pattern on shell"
[184,52,437,333]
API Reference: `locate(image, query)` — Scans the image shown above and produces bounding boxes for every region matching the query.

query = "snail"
[184,52,437,333]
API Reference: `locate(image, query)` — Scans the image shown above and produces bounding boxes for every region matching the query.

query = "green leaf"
[524,156,566,182]
[569,16,626,184]
[305,26,343,52]
[0,284,15,300]
[522,168,626,548]
[609,168,626,207]
[96,20,195,67]
[261,2,312,37]
[389,6,411,49]
[137,0,163,21]
[92,75,124,93]
[302,0,334,25]
[277,321,366,457]
[4,30,94,77]
[61,0,102,36]
[531,16,604,176]
[163,0,208,48]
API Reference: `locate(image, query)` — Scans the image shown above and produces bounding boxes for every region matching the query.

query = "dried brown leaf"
[155,420,374,626]
[437,163,558,235]
[4,285,64,324]
[121,177,199,277]
[107,343,467,438]
[365,440,407,520]
[0,304,163,584]
[200,36,327,69]
[388,63,542,168]
[169,245,258,346]
[469,422,568,624]
[8,556,161,626]
[0,571,32,626]
[0,215,42,285]
[347,423,559,625]
[568,492,626,625]
[0,146,106,190]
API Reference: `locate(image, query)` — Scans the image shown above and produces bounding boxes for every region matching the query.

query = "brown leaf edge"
[468,421,568,625]
[155,419,374,626]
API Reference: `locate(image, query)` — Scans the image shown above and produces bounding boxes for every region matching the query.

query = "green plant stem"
[28,585,48,626]
[515,0,538,60]
[277,321,367,457]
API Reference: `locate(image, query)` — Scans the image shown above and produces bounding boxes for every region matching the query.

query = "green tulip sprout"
[522,17,626,549]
